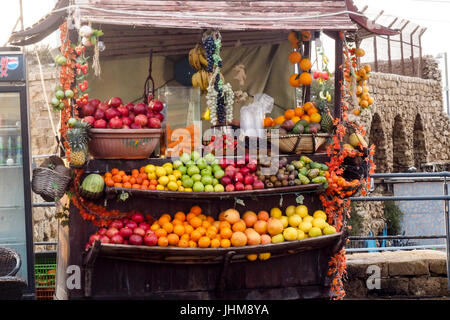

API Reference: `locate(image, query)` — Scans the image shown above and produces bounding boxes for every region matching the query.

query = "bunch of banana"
[192,69,209,93]
[189,44,208,70]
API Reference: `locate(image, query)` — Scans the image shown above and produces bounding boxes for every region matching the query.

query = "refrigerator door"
[0,88,33,290]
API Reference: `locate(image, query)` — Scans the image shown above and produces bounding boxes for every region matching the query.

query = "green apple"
[201,175,213,186]
[201,168,212,176]
[191,151,201,161]
[204,184,214,192]
[193,181,204,192]
[51,97,60,106]
[55,90,65,100]
[196,158,207,169]
[212,178,219,186]
[65,89,74,98]
[187,165,199,176]
[68,118,78,127]
[178,165,187,175]
[180,153,191,164]
[214,170,225,179]
[172,160,183,169]
[185,160,195,168]
[182,178,194,188]
[283,227,298,241]
[58,102,66,110]
[181,174,190,181]
[212,164,222,173]
[204,153,215,164]
[191,174,202,182]
[271,234,284,243]
[214,184,225,192]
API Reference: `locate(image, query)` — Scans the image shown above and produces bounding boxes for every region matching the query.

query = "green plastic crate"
[34,252,57,288]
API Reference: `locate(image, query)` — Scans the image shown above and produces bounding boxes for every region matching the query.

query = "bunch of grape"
[203,36,215,72]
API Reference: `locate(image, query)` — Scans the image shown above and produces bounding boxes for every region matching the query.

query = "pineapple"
[67,121,91,166]
[320,107,334,133]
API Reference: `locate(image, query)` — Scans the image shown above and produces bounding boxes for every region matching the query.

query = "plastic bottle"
[16,136,22,165]
[0,137,4,165]
[6,136,14,165]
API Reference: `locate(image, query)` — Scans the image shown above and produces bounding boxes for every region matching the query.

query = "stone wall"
[345,250,449,298]
[27,62,60,247]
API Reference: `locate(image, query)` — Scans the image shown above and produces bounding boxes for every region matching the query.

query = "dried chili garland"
[320,32,376,300]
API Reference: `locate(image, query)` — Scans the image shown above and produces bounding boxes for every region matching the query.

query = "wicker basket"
[272,133,330,154]
[32,156,72,202]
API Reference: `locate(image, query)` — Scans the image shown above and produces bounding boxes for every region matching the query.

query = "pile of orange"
[263,101,321,127]
[104,167,158,190]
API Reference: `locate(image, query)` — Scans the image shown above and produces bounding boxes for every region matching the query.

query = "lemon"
[177,180,182,186]
[295,205,308,218]
[185,188,193,192]
[299,221,312,233]
[312,218,327,229]
[163,162,173,168]
[178,186,185,192]
[145,164,156,173]
[323,225,337,235]
[167,181,179,191]
[303,216,314,223]
[147,172,156,180]
[258,253,271,260]
[163,165,173,175]
[297,229,307,240]
[247,254,258,261]
[156,184,165,191]
[270,207,282,218]
[308,227,322,237]
[155,167,167,177]
[283,227,298,241]
[173,170,182,179]
[313,210,327,220]
[168,174,177,182]
[158,176,169,186]
[285,205,296,217]
[288,215,302,227]
[279,216,289,228]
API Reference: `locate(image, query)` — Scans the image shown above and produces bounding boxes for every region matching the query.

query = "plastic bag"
[240,93,274,138]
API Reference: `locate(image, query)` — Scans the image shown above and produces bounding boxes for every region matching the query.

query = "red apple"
[121,116,132,126]
[138,222,150,231]
[131,213,144,223]
[110,234,124,244]
[239,167,250,176]
[125,103,134,111]
[122,218,130,225]
[100,235,110,244]
[89,98,101,108]
[253,180,265,190]
[119,227,133,239]
[94,108,105,120]
[225,165,235,178]
[105,107,120,120]
[106,228,119,239]
[244,184,253,191]
[89,234,101,244]
[98,102,109,112]
[126,221,138,229]
[128,112,136,122]
[234,172,244,184]
[129,234,143,245]
[130,122,141,129]
[144,233,158,246]
[153,112,164,122]
[225,184,235,192]
[220,176,232,186]
[123,240,129,245]
[235,182,245,191]
[244,174,254,185]
[246,162,257,172]
[110,220,123,229]
[133,227,146,237]
[81,102,96,117]
[97,228,107,236]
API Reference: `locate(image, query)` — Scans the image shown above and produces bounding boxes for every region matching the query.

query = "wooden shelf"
[105,183,324,200]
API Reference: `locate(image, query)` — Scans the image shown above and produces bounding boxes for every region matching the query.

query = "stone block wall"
[27,62,60,247]
[344,250,449,298]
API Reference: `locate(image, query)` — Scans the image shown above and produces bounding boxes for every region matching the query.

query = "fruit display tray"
[104,183,324,199]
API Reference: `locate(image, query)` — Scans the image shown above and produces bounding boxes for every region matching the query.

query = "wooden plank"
[334,32,343,119]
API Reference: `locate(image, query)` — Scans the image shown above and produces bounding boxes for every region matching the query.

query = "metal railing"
[349,171,449,289]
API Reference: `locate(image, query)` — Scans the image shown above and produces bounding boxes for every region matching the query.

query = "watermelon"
[79,174,105,200]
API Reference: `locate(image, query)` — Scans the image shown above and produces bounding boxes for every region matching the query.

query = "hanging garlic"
[79,25,93,37]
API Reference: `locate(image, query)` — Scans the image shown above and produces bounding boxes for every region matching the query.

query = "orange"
[307,106,318,116]
[274,115,285,125]
[220,227,233,239]
[122,175,130,183]
[301,30,311,41]
[131,169,139,177]
[114,183,123,188]
[213,221,221,229]
[359,100,369,108]
[299,72,312,86]
[178,239,189,248]
[149,179,158,186]
[123,182,132,189]
[232,220,246,232]
[198,214,207,221]
[111,168,119,175]
[174,211,186,222]
[196,227,206,236]
[361,93,370,101]
[206,216,215,224]
[129,177,136,185]
[355,48,365,57]
[356,86,363,95]
[167,233,179,246]
[172,219,183,226]
[364,64,372,73]
[139,166,145,173]
[118,170,126,176]
[303,102,314,112]
[155,229,167,238]
[131,184,140,189]
[284,109,295,120]
[257,211,269,221]
[214,234,222,241]
[310,113,321,123]
[301,115,310,123]
[219,221,231,230]
[162,222,174,233]
[158,215,170,225]
[202,220,211,229]
[188,240,197,248]
[184,224,194,235]
[299,58,312,71]
[368,97,374,105]
[206,227,217,239]
[291,41,299,49]
[288,51,302,64]
[294,106,305,117]
[150,223,160,231]
[190,206,202,215]
[190,216,202,228]
[104,172,112,178]
[186,212,196,222]
[198,236,211,248]
[289,73,301,87]
[105,178,114,187]
[158,236,168,247]
[140,185,148,190]
[210,238,220,248]
[180,234,190,241]
[112,175,122,183]
[220,238,231,248]
[190,230,202,242]
[173,224,185,236]
[136,176,143,184]
[291,116,301,124]
[264,117,274,127]
[288,31,298,43]
[353,108,361,116]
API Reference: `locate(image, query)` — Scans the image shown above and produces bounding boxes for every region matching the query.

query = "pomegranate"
[94,108,105,120]
[98,102,109,112]
[244,174,254,185]
[117,105,129,117]
[98,228,107,236]
[110,220,123,229]
[105,108,120,120]
[153,112,164,122]
[130,122,141,129]
[129,234,143,245]
[239,167,250,176]
[94,119,107,128]
[108,97,122,108]
[150,100,164,112]
[220,176,232,186]
[123,125,130,129]
[83,116,95,126]
[110,234,124,244]
[100,235,110,244]
[89,234,101,244]
[125,103,135,111]
[146,110,154,119]
[253,179,265,189]
[109,117,123,129]
[89,98,101,108]
[81,102,96,117]
[138,222,150,231]
[122,218,130,225]
[234,172,244,184]
[131,213,144,223]
[126,221,138,229]
[225,184,235,192]
[123,240,129,245]
[148,118,161,128]
[119,227,133,239]
[106,228,119,239]
[121,116,132,126]
[128,112,135,122]
[144,233,157,246]
[133,103,147,115]
[244,184,253,191]
[134,114,148,127]
[246,162,257,172]
[235,182,245,191]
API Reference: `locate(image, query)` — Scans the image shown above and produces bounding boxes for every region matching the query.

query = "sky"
[0,0,449,110]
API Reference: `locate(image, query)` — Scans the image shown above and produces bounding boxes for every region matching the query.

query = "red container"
[88,129,164,159]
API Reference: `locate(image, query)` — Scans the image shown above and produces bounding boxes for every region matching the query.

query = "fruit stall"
[7,0,400,300]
